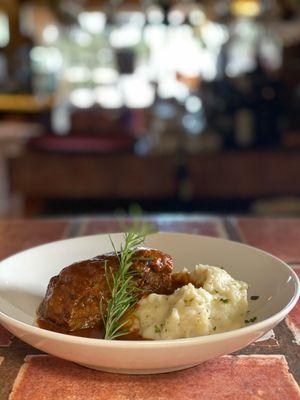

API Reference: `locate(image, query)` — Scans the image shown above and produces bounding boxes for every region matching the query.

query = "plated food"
[133,264,248,340]
[37,231,249,341]
[37,247,174,337]
[0,232,298,373]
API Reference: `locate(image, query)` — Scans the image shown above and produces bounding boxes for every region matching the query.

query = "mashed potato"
[132,265,248,340]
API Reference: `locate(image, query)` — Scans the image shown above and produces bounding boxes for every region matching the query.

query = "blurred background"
[0,0,300,217]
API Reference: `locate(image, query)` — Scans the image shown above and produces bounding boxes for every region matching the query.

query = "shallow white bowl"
[0,232,299,374]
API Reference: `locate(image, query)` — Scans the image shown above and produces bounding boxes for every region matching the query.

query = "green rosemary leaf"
[101,225,152,340]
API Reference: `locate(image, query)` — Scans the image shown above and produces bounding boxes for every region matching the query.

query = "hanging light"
[231,0,261,17]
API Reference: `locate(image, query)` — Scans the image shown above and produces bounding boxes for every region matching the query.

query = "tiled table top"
[0,216,299,400]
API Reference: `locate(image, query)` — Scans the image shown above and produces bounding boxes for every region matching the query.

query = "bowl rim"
[0,231,299,348]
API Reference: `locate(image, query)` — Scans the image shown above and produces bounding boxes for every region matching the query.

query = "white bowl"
[0,232,298,374]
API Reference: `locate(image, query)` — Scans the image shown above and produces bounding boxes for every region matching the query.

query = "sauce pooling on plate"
[36,318,144,340]
[36,245,249,340]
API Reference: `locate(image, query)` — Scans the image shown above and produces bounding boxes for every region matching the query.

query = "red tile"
[286,266,300,344]
[253,329,279,348]
[80,216,226,238]
[0,220,70,260]
[10,355,300,400]
[236,218,300,262]
[0,220,69,345]
[0,324,13,347]
[79,218,126,235]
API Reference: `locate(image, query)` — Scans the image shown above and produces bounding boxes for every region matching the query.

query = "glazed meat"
[38,248,173,331]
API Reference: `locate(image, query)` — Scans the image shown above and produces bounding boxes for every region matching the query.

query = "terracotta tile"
[79,218,125,235]
[0,220,69,348]
[236,218,300,262]
[10,354,300,400]
[255,330,275,342]
[252,330,279,348]
[0,324,13,347]
[0,220,70,260]
[286,267,300,344]
[80,216,226,238]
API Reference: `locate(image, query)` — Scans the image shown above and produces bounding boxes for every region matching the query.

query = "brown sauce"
[37,270,197,340]
[36,318,144,340]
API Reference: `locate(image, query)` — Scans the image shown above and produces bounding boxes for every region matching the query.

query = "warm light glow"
[226,20,258,77]
[151,24,203,82]
[168,9,185,26]
[95,86,123,109]
[226,53,256,77]
[231,0,261,17]
[158,79,189,102]
[92,68,118,84]
[30,47,63,73]
[116,11,145,27]
[189,9,205,26]
[147,7,164,25]
[65,66,91,83]
[134,65,152,81]
[172,41,202,77]
[259,35,282,70]
[70,88,95,108]
[120,76,155,108]
[78,12,106,34]
[185,96,202,113]
[110,26,141,48]
[202,22,229,48]
[97,48,114,64]
[69,28,92,47]
[43,25,59,44]
[144,24,167,49]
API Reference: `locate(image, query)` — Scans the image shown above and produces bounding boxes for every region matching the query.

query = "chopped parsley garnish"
[250,295,259,301]
[245,317,257,324]
[220,298,229,304]
[154,324,161,333]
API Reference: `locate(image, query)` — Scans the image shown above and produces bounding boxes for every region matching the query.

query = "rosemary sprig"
[101,228,150,340]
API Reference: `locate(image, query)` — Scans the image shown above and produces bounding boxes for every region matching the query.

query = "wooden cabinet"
[9,150,300,215]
